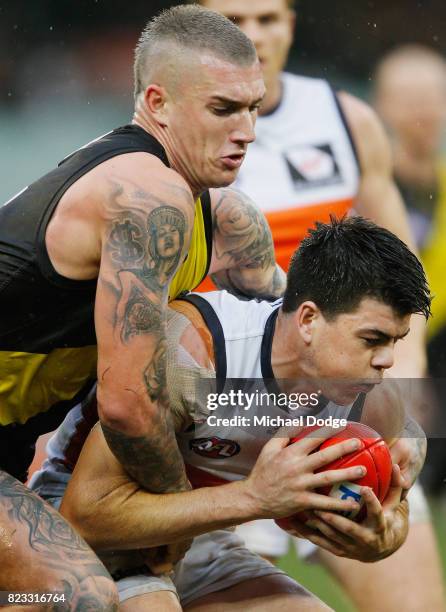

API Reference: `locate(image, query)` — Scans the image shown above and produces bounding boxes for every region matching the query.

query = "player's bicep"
[94,173,194,409]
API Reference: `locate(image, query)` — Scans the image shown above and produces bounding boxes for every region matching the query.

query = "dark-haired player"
[192,2,444,608]
[32,217,430,610]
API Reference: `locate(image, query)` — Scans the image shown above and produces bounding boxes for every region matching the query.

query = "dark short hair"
[134,5,257,99]
[282,216,431,320]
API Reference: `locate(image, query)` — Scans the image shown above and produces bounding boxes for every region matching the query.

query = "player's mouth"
[221,152,246,170]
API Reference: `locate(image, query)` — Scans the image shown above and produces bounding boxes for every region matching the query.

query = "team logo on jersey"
[284,143,342,189]
[190,437,241,459]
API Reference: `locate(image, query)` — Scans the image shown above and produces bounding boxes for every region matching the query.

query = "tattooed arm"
[95,160,194,494]
[208,187,286,300]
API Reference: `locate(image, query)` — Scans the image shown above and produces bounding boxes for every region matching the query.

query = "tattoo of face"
[0,471,118,609]
[143,337,168,403]
[107,201,187,343]
[107,205,186,284]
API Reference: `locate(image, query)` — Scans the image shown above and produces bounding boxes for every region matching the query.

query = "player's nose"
[230,114,256,145]
[371,346,395,371]
[239,18,265,48]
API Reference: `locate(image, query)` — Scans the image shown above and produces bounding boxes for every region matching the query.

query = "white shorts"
[115,529,285,605]
[236,480,431,560]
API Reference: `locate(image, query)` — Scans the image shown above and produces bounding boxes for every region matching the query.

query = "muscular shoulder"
[96,152,194,216]
[337,91,392,173]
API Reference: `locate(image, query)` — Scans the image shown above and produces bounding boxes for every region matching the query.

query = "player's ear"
[295,301,319,344]
[144,84,169,127]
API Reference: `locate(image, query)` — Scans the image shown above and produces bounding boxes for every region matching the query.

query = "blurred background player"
[194,1,445,610]
[373,45,446,497]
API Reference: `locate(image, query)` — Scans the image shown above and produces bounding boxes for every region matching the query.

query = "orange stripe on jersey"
[266,198,354,272]
[169,299,216,368]
[195,198,354,293]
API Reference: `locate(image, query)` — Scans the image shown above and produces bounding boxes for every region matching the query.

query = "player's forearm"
[71,479,259,551]
[101,422,189,494]
[97,336,189,493]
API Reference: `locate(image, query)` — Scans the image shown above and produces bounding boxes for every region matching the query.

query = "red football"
[276,422,393,530]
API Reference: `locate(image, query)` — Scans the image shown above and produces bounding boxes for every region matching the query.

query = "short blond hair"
[134,5,257,100]
[194,0,296,8]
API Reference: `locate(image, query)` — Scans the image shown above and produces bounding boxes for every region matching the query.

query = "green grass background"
[277,498,446,611]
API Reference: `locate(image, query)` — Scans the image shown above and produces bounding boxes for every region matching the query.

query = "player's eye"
[228,16,241,26]
[249,104,261,113]
[259,13,279,25]
[212,106,233,116]
[362,338,381,347]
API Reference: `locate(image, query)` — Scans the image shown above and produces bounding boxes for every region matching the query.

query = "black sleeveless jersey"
[0,125,212,481]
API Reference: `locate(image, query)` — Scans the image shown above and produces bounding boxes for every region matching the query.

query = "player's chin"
[207,170,240,188]
[329,387,361,406]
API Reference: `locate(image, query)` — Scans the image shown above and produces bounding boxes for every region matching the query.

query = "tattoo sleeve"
[210,188,286,300]
[98,179,193,493]
[0,471,118,610]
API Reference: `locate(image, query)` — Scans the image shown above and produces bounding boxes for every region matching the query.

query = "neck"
[271,310,305,379]
[271,310,326,400]
[259,75,283,116]
[132,108,203,199]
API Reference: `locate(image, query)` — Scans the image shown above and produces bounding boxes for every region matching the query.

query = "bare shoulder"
[209,185,256,204]
[337,91,391,168]
[96,152,194,216]
[337,91,383,137]
[46,151,194,279]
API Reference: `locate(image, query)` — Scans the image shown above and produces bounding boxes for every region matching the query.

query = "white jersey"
[234,72,360,270]
[30,291,363,498]
[175,292,362,487]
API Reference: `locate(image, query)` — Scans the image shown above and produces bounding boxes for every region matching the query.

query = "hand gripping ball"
[276,422,393,529]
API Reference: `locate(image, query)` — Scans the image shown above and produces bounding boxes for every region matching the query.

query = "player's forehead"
[202,0,289,20]
[379,59,446,100]
[335,297,410,336]
[184,52,265,104]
